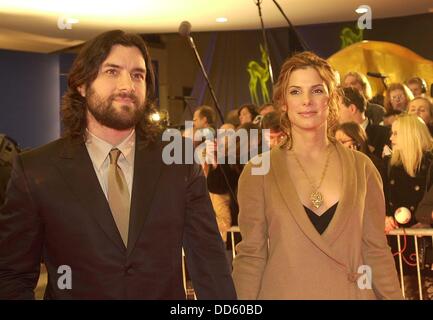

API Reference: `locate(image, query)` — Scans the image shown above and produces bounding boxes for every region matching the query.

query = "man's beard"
[86,88,146,130]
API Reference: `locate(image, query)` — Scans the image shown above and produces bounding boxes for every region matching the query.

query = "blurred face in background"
[335,129,357,150]
[390,89,408,111]
[239,107,253,125]
[337,97,356,124]
[408,99,432,125]
[390,121,401,151]
[193,110,207,129]
[408,82,423,98]
[343,75,364,95]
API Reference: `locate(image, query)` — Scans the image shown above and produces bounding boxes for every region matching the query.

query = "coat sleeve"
[415,185,433,225]
[362,160,403,300]
[182,162,237,300]
[415,160,433,225]
[232,160,267,300]
[0,155,43,299]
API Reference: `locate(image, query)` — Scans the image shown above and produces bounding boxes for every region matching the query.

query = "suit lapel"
[126,139,162,256]
[55,138,126,252]
[271,146,347,267]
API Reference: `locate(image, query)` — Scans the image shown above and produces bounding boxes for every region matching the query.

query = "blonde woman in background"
[384,114,433,299]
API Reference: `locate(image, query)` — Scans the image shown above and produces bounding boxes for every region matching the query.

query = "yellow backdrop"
[328,40,433,96]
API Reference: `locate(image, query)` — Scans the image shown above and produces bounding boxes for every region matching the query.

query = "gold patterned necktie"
[108,148,130,247]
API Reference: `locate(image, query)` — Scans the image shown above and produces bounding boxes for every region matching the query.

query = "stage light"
[150,112,161,122]
[355,6,369,14]
[216,17,228,23]
[149,110,170,128]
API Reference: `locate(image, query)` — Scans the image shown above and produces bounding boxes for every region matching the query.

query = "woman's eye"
[313,88,324,94]
[289,90,300,95]
[106,69,117,75]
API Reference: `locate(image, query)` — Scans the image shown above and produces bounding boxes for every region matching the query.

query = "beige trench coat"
[232,143,403,300]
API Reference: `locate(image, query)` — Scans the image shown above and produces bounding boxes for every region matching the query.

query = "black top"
[365,121,391,159]
[384,152,433,227]
[303,202,338,235]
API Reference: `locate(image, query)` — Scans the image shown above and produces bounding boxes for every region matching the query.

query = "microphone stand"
[179,23,238,214]
[271,0,310,51]
[255,0,274,84]
[184,36,225,125]
[380,78,388,90]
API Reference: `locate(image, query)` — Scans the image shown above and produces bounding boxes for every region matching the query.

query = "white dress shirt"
[85,129,135,200]
[361,117,369,131]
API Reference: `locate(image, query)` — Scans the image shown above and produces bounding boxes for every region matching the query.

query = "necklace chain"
[292,145,334,208]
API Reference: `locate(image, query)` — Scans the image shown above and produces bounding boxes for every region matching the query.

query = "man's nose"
[117,71,135,92]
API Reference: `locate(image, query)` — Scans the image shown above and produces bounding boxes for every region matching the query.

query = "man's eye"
[132,73,145,80]
[106,69,117,75]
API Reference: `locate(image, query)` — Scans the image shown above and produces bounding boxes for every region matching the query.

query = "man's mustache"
[110,93,139,104]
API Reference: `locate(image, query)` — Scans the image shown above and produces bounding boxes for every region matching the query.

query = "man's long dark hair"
[61,30,160,146]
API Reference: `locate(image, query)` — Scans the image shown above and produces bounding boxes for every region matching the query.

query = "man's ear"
[77,85,86,97]
[349,104,358,114]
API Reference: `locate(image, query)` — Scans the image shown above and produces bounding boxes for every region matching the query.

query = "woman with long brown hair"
[232,51,402,299]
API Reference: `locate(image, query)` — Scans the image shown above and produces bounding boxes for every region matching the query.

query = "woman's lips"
[298,111,317,117]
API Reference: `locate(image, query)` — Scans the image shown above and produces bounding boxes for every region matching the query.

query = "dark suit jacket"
[0,163,12,205]
[365,122,391,159]
[416,188,433,225]
[365,102,386,126]
[0,136,236,299]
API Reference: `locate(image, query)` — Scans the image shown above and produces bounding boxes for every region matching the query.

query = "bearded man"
[0,30,236,300]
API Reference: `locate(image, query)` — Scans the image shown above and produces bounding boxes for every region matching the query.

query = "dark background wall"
[298,13,433,59]
[0,49,60,149]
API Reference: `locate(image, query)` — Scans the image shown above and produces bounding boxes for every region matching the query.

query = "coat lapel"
[270,145,348,267]
[55,138,126,253]
[321,143,357,245]
[126,139,162,256]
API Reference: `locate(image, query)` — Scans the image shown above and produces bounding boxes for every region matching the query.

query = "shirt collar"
[85,129,136,170]
[361,118,369,130]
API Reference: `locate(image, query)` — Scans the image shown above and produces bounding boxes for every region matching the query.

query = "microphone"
[178,21,192,37]
[178,21,224,125]
[367,72,388,79]
[394,207,411,225]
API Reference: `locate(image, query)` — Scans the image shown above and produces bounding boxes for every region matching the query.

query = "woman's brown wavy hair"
[61,30,160,146]
[272,51,339,149]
